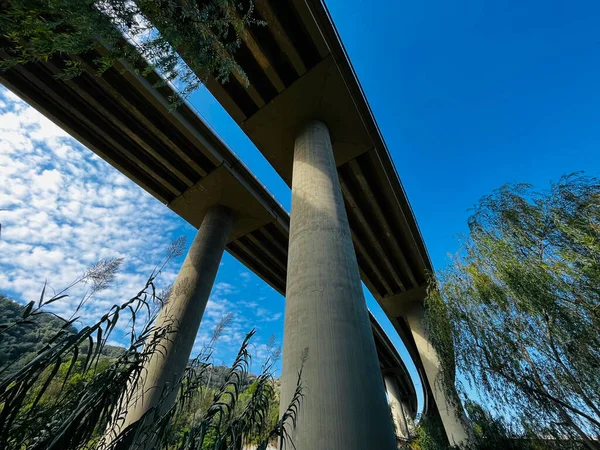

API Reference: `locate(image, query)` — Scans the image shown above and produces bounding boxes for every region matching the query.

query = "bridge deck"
[0,43,417,416]
[182,0,435,412]
[202,0,433,299]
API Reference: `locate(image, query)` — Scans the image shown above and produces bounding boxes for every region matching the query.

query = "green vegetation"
[0,243,301,450]
[0,293,124,380]
[425,173,600,448]
[401,413,450,450]
[404,401,586,450]
[0,0,258,99]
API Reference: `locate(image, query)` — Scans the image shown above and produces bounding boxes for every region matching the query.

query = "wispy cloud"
[256,308,283,322]
[0,86,285,372]
[0,87,184,324]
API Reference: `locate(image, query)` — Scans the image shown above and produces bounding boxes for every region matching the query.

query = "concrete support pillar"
[384,374,411,439]
[279,120,397,450]
[117,205,233,437]
[405,303,471,447]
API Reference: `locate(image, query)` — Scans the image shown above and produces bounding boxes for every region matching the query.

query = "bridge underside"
[191,0,436,416]
[168,1,472,442]
[206,0,432,303]
[0,43,417,418]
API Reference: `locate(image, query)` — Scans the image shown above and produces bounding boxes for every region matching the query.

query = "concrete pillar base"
[279,120,397,450]
[384,374,411,439]
[405,303,471,447]
[110,204,233,445]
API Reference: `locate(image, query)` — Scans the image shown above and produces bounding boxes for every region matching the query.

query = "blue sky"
[1,0,599,413]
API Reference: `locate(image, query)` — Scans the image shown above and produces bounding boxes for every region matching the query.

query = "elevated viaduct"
[0,34,421,445]
[176,0,471,447]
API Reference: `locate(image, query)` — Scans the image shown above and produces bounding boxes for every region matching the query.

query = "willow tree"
[0,0,256,98]
[425,173,600,448]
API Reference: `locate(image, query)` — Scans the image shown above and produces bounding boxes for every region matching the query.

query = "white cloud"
[256,308,283,322]
[0,85,285,372]
[33,168,63,192]
[0,86,189,323]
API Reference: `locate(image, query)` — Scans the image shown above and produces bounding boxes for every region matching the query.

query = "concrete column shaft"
[406,303,470,446]
[279,120,397,450]
[384,374,411,439]
[122,204,233,427]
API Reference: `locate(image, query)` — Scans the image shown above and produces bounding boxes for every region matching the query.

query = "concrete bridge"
[0,1,469,447]
[179,0,470,446]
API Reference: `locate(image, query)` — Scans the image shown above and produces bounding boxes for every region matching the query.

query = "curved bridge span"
[176,0,471,445]
[0,37,419,437]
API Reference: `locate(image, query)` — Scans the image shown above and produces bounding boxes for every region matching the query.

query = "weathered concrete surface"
[384,374,411,439]
[405,303,471,446]
[118,205,233,436]
[279,120,397,450]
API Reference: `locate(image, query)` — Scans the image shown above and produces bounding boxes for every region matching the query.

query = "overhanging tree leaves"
[425,173,600,448]
[0,0,257,99]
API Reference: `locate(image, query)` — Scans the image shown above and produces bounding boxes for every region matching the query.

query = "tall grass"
[0,242,302,450]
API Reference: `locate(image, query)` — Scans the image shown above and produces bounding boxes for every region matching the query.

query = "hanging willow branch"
[425,173,600,447]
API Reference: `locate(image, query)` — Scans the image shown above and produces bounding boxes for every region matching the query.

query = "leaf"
[38,281,47,307]
[46,294,69,305]
[59,347,79,396]
[92,326,103,368]
[30,356,62,412]
[61,317,78,329]
[22,301,35,318]
[83,335,94,372]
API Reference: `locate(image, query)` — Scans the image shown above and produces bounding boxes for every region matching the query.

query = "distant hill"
[0,293,125,378]
[0,293,271,388]
[0,293,281,447]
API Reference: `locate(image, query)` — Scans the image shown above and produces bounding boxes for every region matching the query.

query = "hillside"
[0,293,125,378]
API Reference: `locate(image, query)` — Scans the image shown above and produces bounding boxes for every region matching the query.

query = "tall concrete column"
[405,303,471,447]
[279,120,397,450]
[384,374,411,439]
[116,204,233,437]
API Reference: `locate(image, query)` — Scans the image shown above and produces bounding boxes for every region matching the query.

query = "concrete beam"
[234,238,286,288]
[113,205,233,445]
[340,174,403,292]
[353,235,394,297]
[404,302,471,447]
[348,158,417,288]
[381,285,428,318]
[168,166,276,242]
[279,120,396,450]
[255,0,307,76]
[243,56,373,183]
[384,374,411,439]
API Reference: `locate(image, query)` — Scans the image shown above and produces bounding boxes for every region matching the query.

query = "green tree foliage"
[401,413,450,450]
[425,173,600,448]
[0,293,77,378]
[0,0,257,99]
[403,403,586,450]
[0,294,126,380]
[158,336,284,450]
[463,400,583,450]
